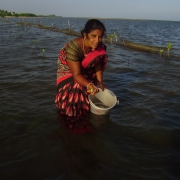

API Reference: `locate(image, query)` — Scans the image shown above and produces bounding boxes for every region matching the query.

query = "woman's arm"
[95,60,106,90]
[67,60,89,87]
[67,60,98,95]
[95,61,103,83]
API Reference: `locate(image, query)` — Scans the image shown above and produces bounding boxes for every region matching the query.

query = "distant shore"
[1,16,178,22]
[1,16,40,18]
[1,16,61,18]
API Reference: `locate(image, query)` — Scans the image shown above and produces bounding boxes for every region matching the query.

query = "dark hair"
[81,19,106,37]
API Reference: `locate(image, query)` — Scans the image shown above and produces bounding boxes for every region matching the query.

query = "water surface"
[0,17,180,179]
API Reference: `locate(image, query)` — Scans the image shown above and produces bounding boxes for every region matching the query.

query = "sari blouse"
[57,38,107,86]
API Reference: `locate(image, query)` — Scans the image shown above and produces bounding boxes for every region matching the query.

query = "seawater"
[0,17,180,179]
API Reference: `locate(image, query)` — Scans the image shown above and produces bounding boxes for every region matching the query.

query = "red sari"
[55,41,108,131]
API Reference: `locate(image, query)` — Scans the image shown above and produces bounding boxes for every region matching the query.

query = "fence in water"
[1,19,179,58]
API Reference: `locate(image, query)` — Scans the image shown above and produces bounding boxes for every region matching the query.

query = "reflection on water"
[0,18,180,179]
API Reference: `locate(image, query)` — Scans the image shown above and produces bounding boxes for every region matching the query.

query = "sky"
[1,0,180,21]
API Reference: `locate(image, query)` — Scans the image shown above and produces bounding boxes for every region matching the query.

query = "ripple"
[0,17,180,179]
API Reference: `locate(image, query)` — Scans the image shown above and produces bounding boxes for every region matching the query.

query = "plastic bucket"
[88,88,119,115]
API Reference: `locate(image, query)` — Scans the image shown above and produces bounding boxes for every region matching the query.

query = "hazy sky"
[1,0,180,21]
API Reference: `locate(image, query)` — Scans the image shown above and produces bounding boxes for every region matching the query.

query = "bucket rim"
[88,88,117,110]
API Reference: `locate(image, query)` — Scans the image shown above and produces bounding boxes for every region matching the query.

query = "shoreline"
[1,16,62,18]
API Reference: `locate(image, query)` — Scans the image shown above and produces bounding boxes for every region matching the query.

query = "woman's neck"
[82,38,91,55]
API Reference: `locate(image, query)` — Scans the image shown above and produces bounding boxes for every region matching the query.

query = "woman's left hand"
[98,82,106,91]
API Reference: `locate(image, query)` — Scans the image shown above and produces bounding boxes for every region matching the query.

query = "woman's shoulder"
[98,42,107,51]
[65,38,84,61]
[67,38,81,50]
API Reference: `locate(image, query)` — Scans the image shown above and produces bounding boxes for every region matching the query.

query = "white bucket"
[88,88,119,115]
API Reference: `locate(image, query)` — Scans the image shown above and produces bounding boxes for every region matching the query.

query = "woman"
[55,19,108,129]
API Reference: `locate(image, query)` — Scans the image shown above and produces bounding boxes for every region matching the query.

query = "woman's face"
[85,29,103,50]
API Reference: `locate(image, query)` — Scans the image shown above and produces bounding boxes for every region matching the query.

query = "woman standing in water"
[55,19,108,131]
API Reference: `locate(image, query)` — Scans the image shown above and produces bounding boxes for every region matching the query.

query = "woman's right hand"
[87,83,99,96]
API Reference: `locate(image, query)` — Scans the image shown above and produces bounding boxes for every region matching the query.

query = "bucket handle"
[116,99,119,105]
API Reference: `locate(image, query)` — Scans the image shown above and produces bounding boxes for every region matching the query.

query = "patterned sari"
[55,39,108,131]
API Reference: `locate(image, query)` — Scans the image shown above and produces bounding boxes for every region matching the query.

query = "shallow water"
[0,17,180,179]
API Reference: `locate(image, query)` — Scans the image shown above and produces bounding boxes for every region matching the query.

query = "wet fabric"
[55,40,108,132]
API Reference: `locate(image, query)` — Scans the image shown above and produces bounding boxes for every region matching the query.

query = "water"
[0,17,180,179]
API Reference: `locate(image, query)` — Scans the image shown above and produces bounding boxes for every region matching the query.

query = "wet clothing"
[55,39,108,118]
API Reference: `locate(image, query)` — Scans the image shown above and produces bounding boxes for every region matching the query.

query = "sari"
[55,39,108,130]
